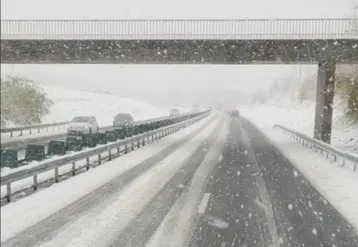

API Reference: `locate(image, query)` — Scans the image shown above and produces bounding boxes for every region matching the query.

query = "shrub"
[1,76,53,126]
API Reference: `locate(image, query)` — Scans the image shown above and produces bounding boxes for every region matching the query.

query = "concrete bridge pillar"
[314,61,336,144]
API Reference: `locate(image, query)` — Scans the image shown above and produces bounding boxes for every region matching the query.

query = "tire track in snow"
[34,116,221,247]
[146,115,228,247]
[110,118,224,247]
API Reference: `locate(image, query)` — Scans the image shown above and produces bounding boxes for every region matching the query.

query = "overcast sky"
[1,0,356,108]
[1,0,356,19]
[1,64,317,107]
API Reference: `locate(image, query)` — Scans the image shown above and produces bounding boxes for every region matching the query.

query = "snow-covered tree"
[1,75,53,126]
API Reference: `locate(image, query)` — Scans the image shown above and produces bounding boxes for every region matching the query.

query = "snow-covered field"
[41,84,167,125]
[1,84,169,143]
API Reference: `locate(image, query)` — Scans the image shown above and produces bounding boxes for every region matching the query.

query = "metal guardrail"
[1,19,357,40]
[1,121,70,137]
[1,110,210,202]
[273,124,358,172]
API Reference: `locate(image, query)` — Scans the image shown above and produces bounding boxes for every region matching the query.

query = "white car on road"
[67,116,99,135]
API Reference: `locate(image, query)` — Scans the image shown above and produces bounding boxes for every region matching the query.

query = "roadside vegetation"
[1,75,53,127]
[251,65,358,124]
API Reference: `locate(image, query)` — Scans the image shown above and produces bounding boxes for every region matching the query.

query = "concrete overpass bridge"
[1,19,358,143]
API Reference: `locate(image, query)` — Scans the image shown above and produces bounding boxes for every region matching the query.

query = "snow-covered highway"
[1,112,358,247]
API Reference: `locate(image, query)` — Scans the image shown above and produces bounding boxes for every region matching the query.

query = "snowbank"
[240,99,358,154]
[40,84,166,126]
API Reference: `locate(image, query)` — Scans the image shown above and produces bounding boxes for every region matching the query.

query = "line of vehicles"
[0,107,209,168]
[67,109,182,136]
[230,109,240,118]
[66,107,238,137]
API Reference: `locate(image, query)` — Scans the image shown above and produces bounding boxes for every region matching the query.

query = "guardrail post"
[55,167,59,182]
[98,153,102,164]
[10,131,13,137]
[125,144,128,154]
[29,128,32,134]
[6,183,11,202]
[37,128,40,133]
[33,175,38,190]
[86,157,90,170]
[137,139,140,148]
[72,162,76,175]
[117,147,121,156]
[20,130,23,136]
[354,163,357,172]
[108,150,112,161]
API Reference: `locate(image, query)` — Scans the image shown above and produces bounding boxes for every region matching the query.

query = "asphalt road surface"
[188,117,358,247]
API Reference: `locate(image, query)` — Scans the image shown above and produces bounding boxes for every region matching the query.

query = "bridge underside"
[1,39,358,64]
[2,38,357,144]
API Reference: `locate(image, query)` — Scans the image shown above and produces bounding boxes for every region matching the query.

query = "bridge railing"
[0,110,210,202]
[1,121,70,138]
[1,19,358,40]
[273,124,358,172]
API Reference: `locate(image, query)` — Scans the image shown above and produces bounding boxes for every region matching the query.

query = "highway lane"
[1,116,194,158]
[1,126,113,151]
[110,118,225,247]
[2,114,220,247]
[188,117,358,247]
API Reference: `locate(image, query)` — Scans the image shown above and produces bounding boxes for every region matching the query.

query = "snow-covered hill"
[40,84,167,126]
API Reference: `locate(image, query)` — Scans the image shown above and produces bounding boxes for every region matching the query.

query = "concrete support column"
[314,61,336,144]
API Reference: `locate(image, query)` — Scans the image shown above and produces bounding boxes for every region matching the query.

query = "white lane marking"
[241,129,280,247]
[198,193,211,214]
